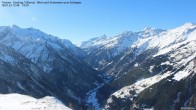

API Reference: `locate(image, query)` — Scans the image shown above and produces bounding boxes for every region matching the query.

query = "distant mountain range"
[0,22,195,110]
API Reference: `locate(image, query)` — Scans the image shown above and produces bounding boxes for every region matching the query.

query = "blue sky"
[0,0,196,44]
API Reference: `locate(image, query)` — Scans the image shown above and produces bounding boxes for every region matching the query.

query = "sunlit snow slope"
[0,93,71,110]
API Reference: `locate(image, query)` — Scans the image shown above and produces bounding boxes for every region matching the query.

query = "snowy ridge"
[130,23,196,57]
[79,27,165,70]
[0,25,85,72]
[80,29,164,58]
[0,25,85,61]
[0,93,71,110]
[79,23,196,58]
[173,59,196,81]
[151,23,196,56]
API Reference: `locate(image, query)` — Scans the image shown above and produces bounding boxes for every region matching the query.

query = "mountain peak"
[11,25,20,29]
[170,22,196,33]
[183,22,195,26]
[181,22,195,28]
[139,27,164,38]
[143,27,163,33]
[100,34,108,39]
[143,27,155,31]
[119,31,133,36]
[90,35,108,41]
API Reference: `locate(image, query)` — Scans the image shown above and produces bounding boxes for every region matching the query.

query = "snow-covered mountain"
[79,22,195,74]
[0,22,195,110]
[103,40,196,110]
[79,22,196,110]
[79,28,165,70]
[0,93,71,110]
[0,25,104,110]
[0,25,86,60]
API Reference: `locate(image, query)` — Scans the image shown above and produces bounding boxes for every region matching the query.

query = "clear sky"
[0,0,196,44]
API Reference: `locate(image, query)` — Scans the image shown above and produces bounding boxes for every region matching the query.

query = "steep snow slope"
[149,22,196,56]
[79,28,163,51]
[0,93,71,110]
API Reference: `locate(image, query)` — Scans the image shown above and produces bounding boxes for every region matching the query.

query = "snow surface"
[111,71,171,99]
[0,25,84,62]
[152,23,196,56]
[173,60,196,81]
[0,93,71,110]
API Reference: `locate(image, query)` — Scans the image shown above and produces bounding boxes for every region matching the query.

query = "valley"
[0,22,195,110]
